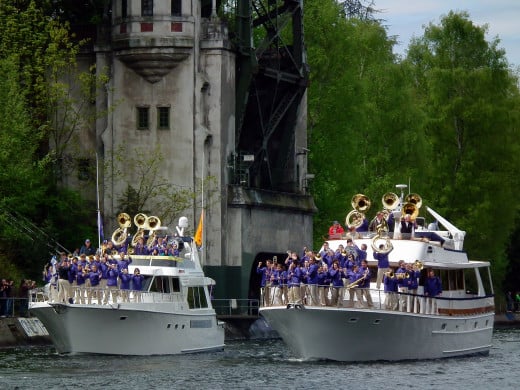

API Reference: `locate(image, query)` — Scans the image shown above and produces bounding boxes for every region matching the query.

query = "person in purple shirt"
[328,260,344,307]
[75,264,87,304]
[119,268,132,302]
[287,260,302,304]
[131,268,145,302]
[384,269,398,310]
[257,259,273,306]
[424,269,442,314]
[406,263,420,313]
[306,256,319,306]
[317,264,329,306]
[134,237,148,255]
[347,264,363,308]
[117,252,133,272]
[104,263,119,304]
[358,260,373,308]
[373,243,393,289]
[87,264,102,304]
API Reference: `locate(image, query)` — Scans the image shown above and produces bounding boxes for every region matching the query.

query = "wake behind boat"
[259,185,495,362]
[29,216,224,355]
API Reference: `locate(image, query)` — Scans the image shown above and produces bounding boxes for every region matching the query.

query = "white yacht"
[30,216,225,355]
[260,186,494,361]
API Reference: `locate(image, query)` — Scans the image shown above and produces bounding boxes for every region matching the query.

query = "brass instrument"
[346,209,365,228]
[351,194,371,212]
[402,202,419,221]
[371,234,393,254]
[345,194,371,229]
[382,192,399,210]
[111,212,132,246]
[145,215,161,247]
[131,213,148,247]
[405,193,422,209]
[395,272,409,279]
[346,269,369,289]
[413,260,423,270]
[118,213,132,228]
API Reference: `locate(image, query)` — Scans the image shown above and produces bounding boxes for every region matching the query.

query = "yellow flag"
[194,212,203,247]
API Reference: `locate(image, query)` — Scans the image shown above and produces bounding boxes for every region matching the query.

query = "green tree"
[305,1,427,245]
[406,11,520,286]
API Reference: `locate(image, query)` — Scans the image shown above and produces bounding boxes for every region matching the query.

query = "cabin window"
[438,269,464,291]
[142,0,153,16]
[187,286,208,309]
[149,276,171,293]
[171,0,182,16]
[172,277,180,292]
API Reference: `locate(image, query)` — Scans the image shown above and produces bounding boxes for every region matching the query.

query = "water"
[1,329,519,390]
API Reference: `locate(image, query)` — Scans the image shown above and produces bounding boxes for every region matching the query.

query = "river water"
[1,329,519,389]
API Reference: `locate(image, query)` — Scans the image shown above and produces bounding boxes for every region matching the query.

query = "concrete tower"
[71,1,316,300]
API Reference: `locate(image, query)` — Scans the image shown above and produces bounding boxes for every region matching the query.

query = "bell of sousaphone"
[351,194,371,212]
[382,192,399,210]
[405,193,422,209]
[402,202,419,220]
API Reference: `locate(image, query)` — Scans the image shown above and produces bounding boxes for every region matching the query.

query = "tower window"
[157,107,170,130]
[142,0,153,17]
[137,107,150,130]
[172,0,182,16]
[122,0,127,18]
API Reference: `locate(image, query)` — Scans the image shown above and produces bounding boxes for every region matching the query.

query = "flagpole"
[96,152,102,250]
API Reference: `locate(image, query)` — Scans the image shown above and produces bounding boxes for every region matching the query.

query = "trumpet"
[395,272,409,279]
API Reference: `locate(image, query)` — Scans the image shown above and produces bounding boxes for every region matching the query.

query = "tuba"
[371,234,394,255]
[351,194,371,212]
[131,213,148,247]
[382,192,399,211]
[402,202,419,221]
[405,193,422,209]
[346,210,365,229]
[111,212,132,246]
[145,215,161,247]
[346,194,371,229]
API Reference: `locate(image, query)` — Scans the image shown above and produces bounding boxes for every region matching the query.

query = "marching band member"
[306,256,320,306]
[131,268,144,302]
[374,243,393,289]
[424,269,442,314]
[119,268,132,302]
[329,260,344,307]
[257,259,273,306]
[317,263,329,306]
[287,260,302,304]
[358,260,373,308]
[395,260,408,311]
[383,269,398,310]
[346,264,363,308]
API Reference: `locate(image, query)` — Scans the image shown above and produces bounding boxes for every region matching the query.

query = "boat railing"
[259,285,495,316]
[30,285,184,306]
[211,298,260,317]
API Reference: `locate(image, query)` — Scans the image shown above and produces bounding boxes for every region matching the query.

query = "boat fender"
[294,304,305,310]
[286,304,295,309]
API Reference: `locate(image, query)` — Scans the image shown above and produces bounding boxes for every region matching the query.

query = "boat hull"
[31,302,225,355]
[260,305,494,361]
